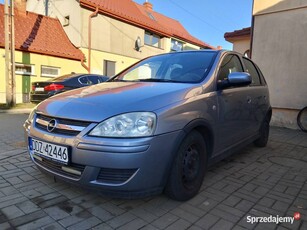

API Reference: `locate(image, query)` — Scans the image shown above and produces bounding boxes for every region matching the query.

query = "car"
[30,73,109,103]
[24,50,271,201]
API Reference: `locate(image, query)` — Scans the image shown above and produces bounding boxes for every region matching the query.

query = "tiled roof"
[224,27,251,41]
[0,4,84,60]
[80,0,214,49]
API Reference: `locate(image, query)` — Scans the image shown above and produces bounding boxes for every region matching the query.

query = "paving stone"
[41,222,66,230]
[164,219,191,230]
[171,207,199,223]
[92,223,114,230]
[17,216,54,230]
[235,199,254,212]
[195,213,219,229]
[16,200,40,214]
[117,218,147,230]
[151,213,179,229]
[107,212,136,229]
[88,206,114,222]
[258,197,276,208]
[222,195,241,207]
[210,219,234,230]
[0,222,13,230]
[44,206,71,220]
[210,208,240,223]
[10,210,46,227]
[67,216,101,230]
[271,201,290,213]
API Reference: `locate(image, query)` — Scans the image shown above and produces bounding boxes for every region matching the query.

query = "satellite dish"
[135,36,142,51]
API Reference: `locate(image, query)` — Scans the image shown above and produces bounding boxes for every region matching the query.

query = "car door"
[215,54,254,154]
[242,57,268,134]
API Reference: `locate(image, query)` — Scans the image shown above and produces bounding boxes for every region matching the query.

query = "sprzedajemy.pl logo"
[247,212,301,225]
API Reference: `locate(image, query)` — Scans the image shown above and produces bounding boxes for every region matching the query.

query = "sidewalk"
[0,103,35,114]
[0,113,306,229]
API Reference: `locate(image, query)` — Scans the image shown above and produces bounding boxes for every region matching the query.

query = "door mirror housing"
[218,72,251,89]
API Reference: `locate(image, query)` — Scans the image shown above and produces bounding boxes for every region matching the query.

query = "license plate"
[29,138,69,164]
[35,87,44,92]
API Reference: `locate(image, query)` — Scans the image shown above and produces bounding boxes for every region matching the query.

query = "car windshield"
[112,52,217,83]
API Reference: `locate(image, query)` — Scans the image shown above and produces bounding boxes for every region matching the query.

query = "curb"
[0,108,32,114]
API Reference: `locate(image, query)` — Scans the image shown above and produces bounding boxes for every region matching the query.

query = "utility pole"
[10,0,16,106]
[4,0,16,107]
[4,0,12,107]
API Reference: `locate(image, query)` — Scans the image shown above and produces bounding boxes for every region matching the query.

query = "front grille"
[33,156,85,179]
[35,114,91,136]
[97,168,138,184]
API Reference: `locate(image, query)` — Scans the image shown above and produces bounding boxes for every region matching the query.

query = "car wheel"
[254,114,270,147]
[165,130,207,201]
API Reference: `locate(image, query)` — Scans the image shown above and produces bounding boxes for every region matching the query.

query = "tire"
[164,130,207,201]
[254,114,270,147]
[297,106,307,133]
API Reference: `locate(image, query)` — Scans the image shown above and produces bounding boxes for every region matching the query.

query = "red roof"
[224,27,251,42]
[0,5,84,60]
[80,0,214,49]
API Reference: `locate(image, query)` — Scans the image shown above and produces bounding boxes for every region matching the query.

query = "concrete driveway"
[0,113,306,230]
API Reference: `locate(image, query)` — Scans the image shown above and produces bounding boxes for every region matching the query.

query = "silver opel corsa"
[24,50,271,201]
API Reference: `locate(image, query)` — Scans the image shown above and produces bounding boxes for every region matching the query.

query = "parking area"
[0,113,306,230]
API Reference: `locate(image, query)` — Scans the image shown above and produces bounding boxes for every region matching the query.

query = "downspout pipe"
[81,6,98,73]
[88,6,99,73]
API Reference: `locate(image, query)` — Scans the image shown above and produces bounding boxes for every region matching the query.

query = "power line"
[168,0,225,33]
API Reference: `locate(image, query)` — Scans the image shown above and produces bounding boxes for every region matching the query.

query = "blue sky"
[134,0,253,49]
[0,0,252,49]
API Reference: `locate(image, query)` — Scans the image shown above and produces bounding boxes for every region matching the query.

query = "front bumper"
[24,120,183,198]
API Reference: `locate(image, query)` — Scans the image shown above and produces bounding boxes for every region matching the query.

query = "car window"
[87,75,99,84]
[243,58,261,86]
[78,76,91,85]
[217,54,243,82]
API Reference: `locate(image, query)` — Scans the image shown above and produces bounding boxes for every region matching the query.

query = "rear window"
[115,52,217,83]
[51,74,78,82]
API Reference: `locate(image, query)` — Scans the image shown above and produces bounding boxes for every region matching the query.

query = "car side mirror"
[218,72,251,89]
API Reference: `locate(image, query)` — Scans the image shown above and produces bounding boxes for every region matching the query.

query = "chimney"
[143,1,153,10]
[15,0,27,16]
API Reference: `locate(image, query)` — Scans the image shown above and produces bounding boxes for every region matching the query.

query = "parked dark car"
[30,73,109,103]
[24,50,271,201]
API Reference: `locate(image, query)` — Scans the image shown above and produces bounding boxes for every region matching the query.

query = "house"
[0,2,85,104]
[251,0,307,129]
[26,0,213,76]
[224,1,307,129]
[224,27,251,58]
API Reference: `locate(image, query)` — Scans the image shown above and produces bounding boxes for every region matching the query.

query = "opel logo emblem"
[47,119,57,132]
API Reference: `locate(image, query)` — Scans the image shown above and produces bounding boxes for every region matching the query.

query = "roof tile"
[0,4,84,60]
[80,0,213,49]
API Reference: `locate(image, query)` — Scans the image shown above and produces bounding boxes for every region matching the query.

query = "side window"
[78,76,91,85]
[87,75,99,84]
[217,55,243,82]
[243,58,261,86]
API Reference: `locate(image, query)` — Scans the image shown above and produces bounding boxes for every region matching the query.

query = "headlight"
[28,108,37,123]
[89,112,156,137]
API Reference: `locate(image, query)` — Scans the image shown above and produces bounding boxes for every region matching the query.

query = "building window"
[144,32,161,48]
[41,65,60,77]
[63,15,70,26]
[15,63,35,75]
[171,39,183,52]
[103,60,116,77]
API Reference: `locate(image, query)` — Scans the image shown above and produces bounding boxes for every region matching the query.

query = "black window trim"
[242,57,263,86]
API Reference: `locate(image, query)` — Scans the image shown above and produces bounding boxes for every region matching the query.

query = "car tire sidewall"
[165,130,207,201]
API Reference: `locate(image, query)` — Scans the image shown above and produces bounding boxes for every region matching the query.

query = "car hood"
[36,82,200,122]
